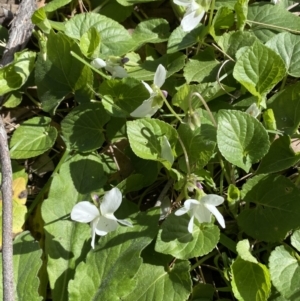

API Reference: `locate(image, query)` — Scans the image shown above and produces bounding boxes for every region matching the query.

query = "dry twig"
[0,1,36,300]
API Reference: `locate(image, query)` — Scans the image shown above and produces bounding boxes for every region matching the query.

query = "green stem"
[178,135,191,176]
[190,249,218,271]
[160,114,185,117]
[175,190,185,203]
[219,233,237,254]
[137,179,165,209]
[219,167,224,196]
[294,170,300,188]
[208,0,216,29]
[92,0,109,12]
[26,149,70,218]
[247,20,300,34]
[133,10,143,22]
[191,92,217,127]
[280,75,287,91]
[159,90,183,123]
[25,91,41,108]
[218,153,232,185]
[70,51,111,80]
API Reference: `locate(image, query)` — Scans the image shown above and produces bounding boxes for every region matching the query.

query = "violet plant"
[2,0,300,300]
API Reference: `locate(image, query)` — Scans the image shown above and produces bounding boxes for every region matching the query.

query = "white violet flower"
[71,187,132,249]
[91,57,128,78]
[175,194,225,233]
[131,64,167,118]
[173,0,207,32]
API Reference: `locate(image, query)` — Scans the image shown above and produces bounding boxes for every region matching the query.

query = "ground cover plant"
[1,0,300,300]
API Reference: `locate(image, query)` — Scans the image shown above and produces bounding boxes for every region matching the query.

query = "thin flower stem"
[133,10,143,22]
[280,75,287,91]
[178,135,191,176]
[219,167,224,196]
[137,180,165,209]
[70,51,111,80]
[247,20,300,34]
[175,190,185,203]
[190,249,218,271]
[159,90,183,123]
[191,92,217,127]
[155,179,173,214]
[160,114,185,117]
[109,144,120,171]
[216,60,238,100]
[208,0,216,29]
[92,0,109,12]
[189,92,231,183]
[211,43,235,62]
[25,91,41,108]
[197,265,206,284]
[218,153,232,186]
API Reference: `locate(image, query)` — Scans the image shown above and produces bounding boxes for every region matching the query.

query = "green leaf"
[215,0,236,9]
[132,18,170,45]
[210,6,234,39]
[128,150,159,187]
[191,283,215,301]
[218,30,257,59]
[42,153,106,301]
[79,26,101,58]
[217,110,270,172]
[291,229,300,251]
[184,48,220,84]
[3,91,22,108]
[268,82,300,134]
[266,32,300,78]
[231,240,271,301]
[10,117,57,159]
[263,108,277,132]
[35,31,93,113]
[155,212,220,259]
[0,232,42,301]
[235,0,249,31]
[32,8,52,33]
[257,135,300,174]
[99,0,133,22]
[127,119,178,169]
[99,77,149,118]
[167,25,205,53]
[32,0,70,32]
[172,82,235,112]
[68,208,160,301]
[117,174,147,193]
[0,177,28,248]
[43,0,71,12]
[237,174,300,242]
[65,12,135,57]
[127,52,186,81]
[247,3,300,42]
[269,242,300,300]
[123,260,192,301]
[177,124,216,172]
[61,102,110,152]
[0,51,35,96]
[233,41,286,103]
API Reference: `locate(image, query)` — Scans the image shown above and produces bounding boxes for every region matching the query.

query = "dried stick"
[0,117,13,301]
[0,1,36,300]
